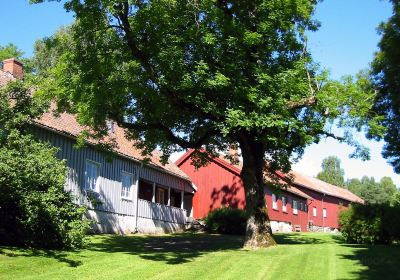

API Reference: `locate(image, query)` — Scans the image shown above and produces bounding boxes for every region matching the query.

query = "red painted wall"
[178,157,246,218]
[296,186,349,229]
[178,155,309,231]
[265,188,309,232]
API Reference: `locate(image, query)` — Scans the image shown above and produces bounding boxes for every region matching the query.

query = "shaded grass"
[0,232,399,280]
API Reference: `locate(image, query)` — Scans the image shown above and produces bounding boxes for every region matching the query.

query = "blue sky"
[1,0,398,185]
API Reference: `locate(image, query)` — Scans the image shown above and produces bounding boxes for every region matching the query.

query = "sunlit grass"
[1,232,399,280]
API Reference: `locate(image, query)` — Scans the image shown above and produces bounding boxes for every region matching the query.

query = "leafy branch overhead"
[32,0,381,164]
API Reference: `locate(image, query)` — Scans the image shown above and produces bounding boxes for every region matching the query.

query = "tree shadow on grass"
[0,246,83,267]
[337,244,400,280]
[88,233,244,265]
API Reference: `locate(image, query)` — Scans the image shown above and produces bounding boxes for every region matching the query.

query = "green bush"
[0,131,90,249]
[204,207,248,235]
[0,80,90,249]
[339,203,400,244]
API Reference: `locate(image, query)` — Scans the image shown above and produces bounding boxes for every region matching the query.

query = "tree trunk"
[239,136,277,249]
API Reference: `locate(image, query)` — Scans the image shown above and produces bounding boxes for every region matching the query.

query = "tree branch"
[116,119,220,149]
[287,96,316,109]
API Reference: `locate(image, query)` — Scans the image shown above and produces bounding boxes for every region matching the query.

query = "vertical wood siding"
[31,127,191,220]
[138,199,187,224]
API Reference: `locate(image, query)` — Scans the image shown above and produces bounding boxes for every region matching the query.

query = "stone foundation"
[270,220,293,233]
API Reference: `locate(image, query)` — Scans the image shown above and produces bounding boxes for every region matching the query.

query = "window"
[282,196,287,212]
[292,200,298,215]
[85,160,100,192]
[121,172,133,199]
[272,193,278,210]
[156,188,166,204]
[138,180,153,201]
[313,207,317,217]
[323,208,327,218]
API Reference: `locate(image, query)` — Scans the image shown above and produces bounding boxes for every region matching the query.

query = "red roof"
[288,170,364,203]
[176,149,364,203]
[0,69,191,182]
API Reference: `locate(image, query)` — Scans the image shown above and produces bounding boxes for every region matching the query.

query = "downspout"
[322,193,325,231]
[133,169,140,233]
[307,199,313,231]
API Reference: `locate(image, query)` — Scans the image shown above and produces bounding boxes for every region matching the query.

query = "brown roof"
[0,69,191,182]
[34,111,191,181]
[289,170,364,203]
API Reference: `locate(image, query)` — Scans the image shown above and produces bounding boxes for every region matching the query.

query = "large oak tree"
[370,0,400,173]
[32,0,379,248]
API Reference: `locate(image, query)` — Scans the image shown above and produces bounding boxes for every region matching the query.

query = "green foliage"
[0,43,34,73]
[345,176,398,205]
[339,203,400,244]
[0,80,89,249]
[369,0,400,173]
[32,1,381,168]
[316,156,345,187]
[31,1,384,243]
[0,43,24,61]
[204,207,248,235]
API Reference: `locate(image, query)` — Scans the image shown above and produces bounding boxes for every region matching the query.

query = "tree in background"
[345,176,398,205]
[369,0,400,173]
[0,76,89,249]
[0,44,34,73]
[316,156,345,187]
[32,0,382,248]
[346,178,363,196]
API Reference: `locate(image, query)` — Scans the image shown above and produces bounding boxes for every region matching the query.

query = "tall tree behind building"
[317,156,345,187]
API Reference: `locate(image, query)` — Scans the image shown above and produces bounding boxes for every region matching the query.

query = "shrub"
[204,207,248,235]
[339,203,400,244]
[0,131,90,249]
[0,80,90,249]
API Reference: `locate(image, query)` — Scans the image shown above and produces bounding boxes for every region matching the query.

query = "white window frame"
[292,200,298,215]
[313,207,317,217]
[272,193,278,210]
[323,208,327,218]
[282,196,287,212]
[85,160,101,192]
[121,171,134,200]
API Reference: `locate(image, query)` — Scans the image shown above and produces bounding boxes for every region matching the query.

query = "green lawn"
[0,232,399,280]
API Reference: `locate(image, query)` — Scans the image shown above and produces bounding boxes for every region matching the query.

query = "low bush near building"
[204,207,248,235]
[339,203,400,244]
[0,81,89,249]
[0,132,90,249]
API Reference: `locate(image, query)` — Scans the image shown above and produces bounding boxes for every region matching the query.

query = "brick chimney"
[2,58,23,79]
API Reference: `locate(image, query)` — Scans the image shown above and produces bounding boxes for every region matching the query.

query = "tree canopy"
[316,156,345,187]
[370,0,400,173]
[346,176,398,205]
[32,0,382,248]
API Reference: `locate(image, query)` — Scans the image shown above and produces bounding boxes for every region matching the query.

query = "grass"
[1,232,399,280]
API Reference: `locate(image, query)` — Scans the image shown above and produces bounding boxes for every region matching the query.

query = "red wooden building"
[176,150,363,232]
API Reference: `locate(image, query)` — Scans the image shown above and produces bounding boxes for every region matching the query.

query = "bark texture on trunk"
[239,136,276,249]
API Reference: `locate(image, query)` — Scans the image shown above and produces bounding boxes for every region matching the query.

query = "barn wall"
[297,186,350,230]
[177,157,246,219]
[265,188,309,232]
[177,155,309,232]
